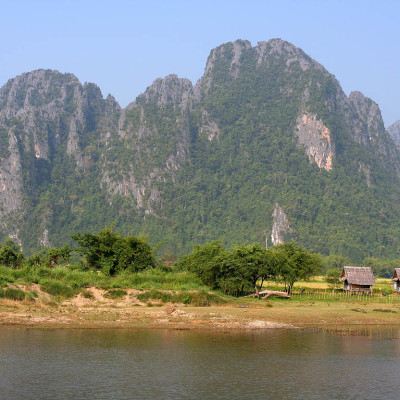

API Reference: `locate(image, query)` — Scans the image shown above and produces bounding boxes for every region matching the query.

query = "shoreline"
[1,296,400,331]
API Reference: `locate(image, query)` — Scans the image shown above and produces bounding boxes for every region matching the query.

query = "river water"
[0,328,399,399]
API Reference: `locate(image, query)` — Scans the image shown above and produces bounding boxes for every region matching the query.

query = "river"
[0,328,399,399]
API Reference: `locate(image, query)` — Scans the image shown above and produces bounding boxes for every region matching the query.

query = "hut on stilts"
[392,268,400,292]
[340,266,375,294]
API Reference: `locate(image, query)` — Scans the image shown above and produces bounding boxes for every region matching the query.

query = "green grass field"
[0,265,398,306]
[262,276,393,292]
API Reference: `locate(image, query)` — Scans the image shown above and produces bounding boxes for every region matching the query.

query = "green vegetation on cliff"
[1,40,400,263]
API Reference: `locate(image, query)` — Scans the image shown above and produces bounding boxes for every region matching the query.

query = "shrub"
[104,289,127,299]
[381,287,394,296]
[0,287,26,301]
[80,289,94,299]
[326,269,342,290]
[72,227,156,276]
[40,280,76,298]
[137,289,226,306]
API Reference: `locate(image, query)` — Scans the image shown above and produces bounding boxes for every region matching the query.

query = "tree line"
[177,241,322,296]
[0,227,156,274]
[3,226,394,297]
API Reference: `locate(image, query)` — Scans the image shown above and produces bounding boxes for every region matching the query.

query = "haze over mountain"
[0,38,399,262]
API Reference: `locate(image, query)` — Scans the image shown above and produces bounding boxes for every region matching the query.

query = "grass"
[39,279,78,299]
[1,267,400,329]
[0,265,211,302]
[104,289,127,300]
[0,287,28,301]
[128,269,206,290]
[0,265,206,288]
[81,289,94,299]
[0,265,398,308]
[137,289,227,306]
[262,276,394,292]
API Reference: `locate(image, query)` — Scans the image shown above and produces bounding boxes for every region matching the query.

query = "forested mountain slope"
[0,39,399,261]
[388,120,400,147]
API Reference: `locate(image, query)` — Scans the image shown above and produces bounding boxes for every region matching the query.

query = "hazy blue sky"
[1,0,399,125]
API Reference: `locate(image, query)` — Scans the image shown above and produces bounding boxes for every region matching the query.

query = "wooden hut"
[340,266,375,293]
[392,268,400,292]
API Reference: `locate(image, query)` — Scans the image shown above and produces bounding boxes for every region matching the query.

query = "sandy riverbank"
[1,286,400,330]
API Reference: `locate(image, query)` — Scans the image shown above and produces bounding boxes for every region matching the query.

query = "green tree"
[45,245,71,267]
[0,238,24,268]
[326,269,342,290]
[72,227,156,275]
[177,241,228,288]
[275,242,322,294]
[178,241,279,296]
[322,254,349,273]
[230,244,277,291]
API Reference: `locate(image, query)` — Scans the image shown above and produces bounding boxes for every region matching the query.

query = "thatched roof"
[340,266,375,286]
[393,268,400,281]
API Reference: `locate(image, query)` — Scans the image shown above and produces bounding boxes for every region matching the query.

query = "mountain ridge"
[0,39,399,262]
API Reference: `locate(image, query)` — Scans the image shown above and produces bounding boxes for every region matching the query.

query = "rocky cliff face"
[271,203,292,245]
[0,130,23,218]
[1,41,400,261]
[295,113,334,170]
[388,120,400,147]
[0,70,109,243]
[100,74,193,214]
[348,91,398,167]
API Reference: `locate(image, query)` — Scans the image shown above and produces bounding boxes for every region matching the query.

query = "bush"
[326,269,342,290]
[381,287,394,296]
[40,280,76,298]
[137,289,226,306]
[72,227,156,276]
[104,289,127,299]
[80,289,94,299]
[0,245,24,268]
[0,287,27,301]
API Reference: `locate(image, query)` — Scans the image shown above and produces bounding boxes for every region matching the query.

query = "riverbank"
[1,286,400,330]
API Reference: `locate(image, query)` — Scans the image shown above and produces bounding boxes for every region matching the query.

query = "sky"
[1,0,399,126]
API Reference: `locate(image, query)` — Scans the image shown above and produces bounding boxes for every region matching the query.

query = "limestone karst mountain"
[388,120,400,147]
[1,39,399,261]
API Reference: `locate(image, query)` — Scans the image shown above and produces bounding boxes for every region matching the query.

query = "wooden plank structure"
[392,268,400,292]
[244,287,291,299]
[340,266,375,293]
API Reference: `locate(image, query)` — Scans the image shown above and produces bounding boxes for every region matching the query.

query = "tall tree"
[72,227,156,275]
[274,242,322,294]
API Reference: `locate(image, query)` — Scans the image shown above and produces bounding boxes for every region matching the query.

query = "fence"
[290,290,400,304]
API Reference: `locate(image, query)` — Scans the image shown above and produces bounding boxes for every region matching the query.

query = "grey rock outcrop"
[0,69,108,243]
[295,113,334,170]
[348,91,400,172]
[100,74,193,213]
[195,39,252,97]
[271,203,292,245]
[387,120,400,147]
[256,38,325,72]
[137,74,193,109]
[0,130,23,217]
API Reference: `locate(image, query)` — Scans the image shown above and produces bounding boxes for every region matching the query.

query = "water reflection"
[0,328,399,399]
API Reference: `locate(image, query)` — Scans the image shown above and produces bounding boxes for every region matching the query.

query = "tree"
[230,244,277,291]
[322,254,349,273]
[274,242,322,294]
[0,238,24,268]
[177,241,225,286]
[326,269,342,290]
[45,245,71,267]
[72,227,156,275]
[178,241,279,296]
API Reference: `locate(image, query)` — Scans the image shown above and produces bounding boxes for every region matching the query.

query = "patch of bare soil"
[0,288,293,330]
